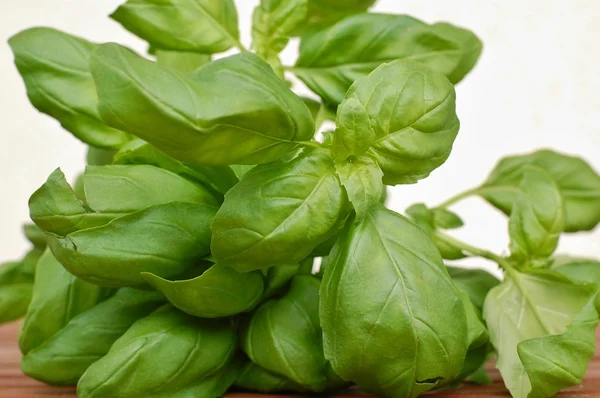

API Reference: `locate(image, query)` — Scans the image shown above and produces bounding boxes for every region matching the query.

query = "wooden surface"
[2,322,600,398]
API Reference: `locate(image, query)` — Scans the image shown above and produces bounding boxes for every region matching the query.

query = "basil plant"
[2,0,599,398]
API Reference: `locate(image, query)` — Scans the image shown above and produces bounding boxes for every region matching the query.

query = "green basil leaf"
[240,275,328,391]
[77,305,237,398]
[508,166,564,268]
[0,284,32,324]
[465,365,493,385]
[48,202,217,287]
[114,139,238,196]
[406,204,466,260]
[294,14,481,105]
[91,45,314,165]
[211,149,348,271]
[452,289,490,383]
[483,269,597,398]
[23,224,47,251]
[86,147,117,166]
[480,149,600,232]
[21,288,164,385]
[30,166,218,237]
[552,256,600,309]
[262,263,300,298]
[294,0,376,35]
[19,249,111,354]
[252,0,308,67]
[298,257,314,275]
[8,28,129,149]
[156,49,211,73]
[332,97,376,160]
[335,156,384,221]
[111,0,241,54]
[236,360,303,393]
[230,165,256,180]
[142,263,264,318]
[446,266,500,312]
[320,204,468,397]
[333,59,459,185]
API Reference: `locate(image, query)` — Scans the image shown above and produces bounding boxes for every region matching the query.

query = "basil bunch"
[2,1,599,398]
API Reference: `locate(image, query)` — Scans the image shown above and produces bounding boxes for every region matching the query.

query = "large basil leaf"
[77,305,237,398]
[240,275,329,391]
[508,166,564,268]
[19,249,111,355]
[236,360,302,393]
[335,156,384,220]
[142,262,264,318]
[114,138,238,196]
[8,28,128,148]
[21,288,164,385]
[155,49,211,73]
[320,204,468,397]
[111,0,241,54]
[48,202,217,288]
[91,45,314,165]
[446,266,500,312]
[294,14,481,106]
[211,149,348,272]
[483,269,597,398]
[252,0,308,74]
[480,149,600,232]
[30,166,218,236]
[333,59,459,185]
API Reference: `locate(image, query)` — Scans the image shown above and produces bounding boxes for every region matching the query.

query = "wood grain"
[2,321,600,397]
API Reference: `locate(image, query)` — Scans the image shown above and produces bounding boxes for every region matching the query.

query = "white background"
[1,1,599,275]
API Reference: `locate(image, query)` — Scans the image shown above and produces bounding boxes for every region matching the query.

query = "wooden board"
[2,321,600,397]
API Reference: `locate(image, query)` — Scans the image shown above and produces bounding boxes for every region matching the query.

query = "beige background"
[1,1,599,275]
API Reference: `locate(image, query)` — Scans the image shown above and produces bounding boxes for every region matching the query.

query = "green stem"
[436,187,481,209]
[235,40,249,53]
[435,231,514,273]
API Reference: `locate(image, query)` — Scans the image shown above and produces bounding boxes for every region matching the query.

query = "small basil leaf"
[48,202,217,287]
[446,266,500,312]
[111,0,241,54]
[334,59,459,185]
[236,361,304,393]
[19,249,111,355]
[91,46,314,165]
[252,0,308,69]
[211,149,348,272]
[298,257,314,275]
[480,149,600,232]
[335,156,384,221]
[114,139,238,196]
[433,208,464,229]
[23,224,47,250]
[241,275,328,391]
[155,49,211,73]
[508,166,564,268]
[0,284,32,324]
[8,28,128,148]
[332,97,376,160]
[142,263,264,318]
[552,257,600,309]
[21,288,164,385]
[320,204,468,397]
[77,305,237,398]
[294,14,481,105]
[483,269,597,398]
